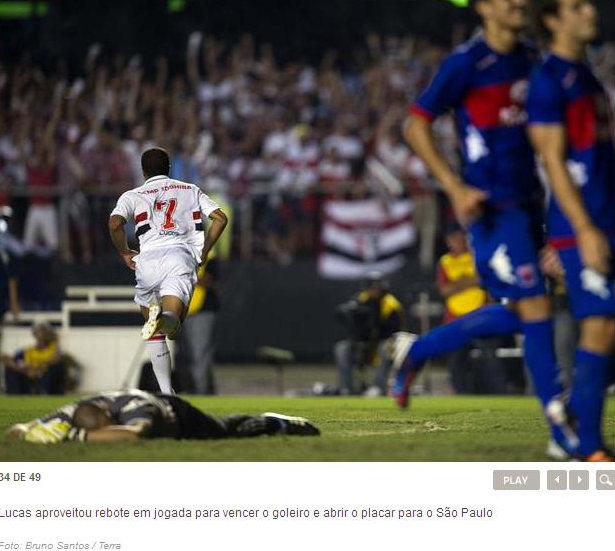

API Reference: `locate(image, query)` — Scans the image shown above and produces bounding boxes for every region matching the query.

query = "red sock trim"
[147,335,166,342]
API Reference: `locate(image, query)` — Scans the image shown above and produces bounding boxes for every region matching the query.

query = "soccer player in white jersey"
[109,148,227,393]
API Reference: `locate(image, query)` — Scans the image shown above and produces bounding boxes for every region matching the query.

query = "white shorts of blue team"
[133,246,198,308]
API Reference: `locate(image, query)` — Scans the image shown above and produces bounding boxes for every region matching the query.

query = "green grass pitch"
[1,395,613,461]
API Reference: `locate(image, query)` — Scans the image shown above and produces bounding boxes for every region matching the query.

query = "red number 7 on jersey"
[154,198,177,230]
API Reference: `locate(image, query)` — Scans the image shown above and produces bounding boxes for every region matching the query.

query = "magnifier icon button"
[597,471,615,490]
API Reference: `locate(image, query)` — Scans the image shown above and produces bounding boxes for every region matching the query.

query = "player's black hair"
[73,404,111,430]
[531,0,561,44]
[141,147,170,178]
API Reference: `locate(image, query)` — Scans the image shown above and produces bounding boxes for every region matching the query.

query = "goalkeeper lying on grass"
[5,389,320,443]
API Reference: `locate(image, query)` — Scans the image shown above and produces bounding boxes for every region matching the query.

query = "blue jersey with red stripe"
[527,53,615,242]
[411,36,541,207]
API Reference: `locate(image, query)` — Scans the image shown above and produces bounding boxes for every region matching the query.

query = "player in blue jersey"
[390,0,576,455]
[527,0,614,462]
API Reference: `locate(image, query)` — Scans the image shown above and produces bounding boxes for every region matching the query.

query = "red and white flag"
[318,198,416,279]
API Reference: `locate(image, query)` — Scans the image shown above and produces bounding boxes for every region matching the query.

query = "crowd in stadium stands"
[0,33,452,266]
[0,33,614,267]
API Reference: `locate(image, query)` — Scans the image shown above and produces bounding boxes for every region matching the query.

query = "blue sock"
[407,304,521,370]
[569,349,611,455]
[521,320,564,406]
[521,319,567,445]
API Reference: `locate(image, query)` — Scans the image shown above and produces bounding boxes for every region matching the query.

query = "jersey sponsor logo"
[160,184,192,191]
[580,268,612,300]
[158,230,180,236]
[464,80,528,129]
[489,244,516,285]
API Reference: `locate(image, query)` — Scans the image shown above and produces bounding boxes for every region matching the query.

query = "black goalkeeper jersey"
[40,390,181,438]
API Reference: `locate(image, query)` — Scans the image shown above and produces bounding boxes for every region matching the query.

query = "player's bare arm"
[85,424,145,442]
[404,114,486,225]
[438,274,481,299]
[5,425,27,441]
[108,214,138,270]
[201,208,228,264]
[529,124,611,274]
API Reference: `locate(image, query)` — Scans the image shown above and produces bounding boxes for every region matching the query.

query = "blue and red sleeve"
[410,53,473,121]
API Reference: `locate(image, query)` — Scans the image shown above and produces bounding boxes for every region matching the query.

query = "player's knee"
[160,311,181,340]
[516,295,552,322]
[167,325,181,341]
[580,316,615,354]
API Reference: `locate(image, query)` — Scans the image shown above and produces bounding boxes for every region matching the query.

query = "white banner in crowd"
[319,198,416,279]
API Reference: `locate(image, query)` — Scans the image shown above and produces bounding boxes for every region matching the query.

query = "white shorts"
[134,247,198,308]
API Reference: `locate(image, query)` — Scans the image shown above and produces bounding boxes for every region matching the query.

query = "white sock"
[160,311,181,340]
[147,335,173,393]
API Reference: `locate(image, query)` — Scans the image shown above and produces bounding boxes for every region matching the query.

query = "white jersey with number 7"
[110,175,220,261]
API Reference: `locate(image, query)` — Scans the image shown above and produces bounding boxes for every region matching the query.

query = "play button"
[569,470,589,490]
[547,470,567,490]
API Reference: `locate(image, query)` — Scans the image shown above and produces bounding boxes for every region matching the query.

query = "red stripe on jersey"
[193,211,201,220]
[409,103,435,122]
[565,95,596,150]
[464,82,519,128]
[135,212,148,224]
[548,235,577,250]
[147,335,166,342]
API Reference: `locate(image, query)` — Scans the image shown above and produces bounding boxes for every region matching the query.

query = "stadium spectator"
[0,204,21,393]
[0,205,21,325]
[56,127,93,264]
[2,322,65,394]
[334,272,405,395]
[175,251,221,395]
[540,244,578,387]
[23,134,59,253]
[4,389,320,442]
[437,223,507,394]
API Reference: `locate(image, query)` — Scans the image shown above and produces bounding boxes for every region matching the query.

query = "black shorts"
[165,396,230,440]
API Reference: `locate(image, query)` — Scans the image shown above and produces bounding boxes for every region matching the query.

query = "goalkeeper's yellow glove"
[24,420,72,444]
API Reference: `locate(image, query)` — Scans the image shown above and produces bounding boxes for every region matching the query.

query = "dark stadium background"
[0,0,613,364]
[2,0,613,73]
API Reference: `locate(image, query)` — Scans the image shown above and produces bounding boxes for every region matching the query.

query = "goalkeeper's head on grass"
[4,389,319,444]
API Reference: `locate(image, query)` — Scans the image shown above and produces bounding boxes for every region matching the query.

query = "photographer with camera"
[334,272,405,396]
